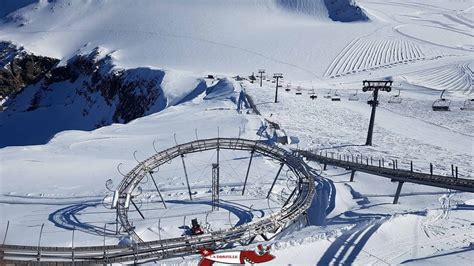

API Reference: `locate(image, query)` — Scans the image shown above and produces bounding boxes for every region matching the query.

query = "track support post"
[149,171,167,209]
[267,163,285,198]
[212,163,220,211]
[181,154,193,200]
[242,150,255,195]
[131,199,145,219]
[393,181,404,204]
[350,170,356,182]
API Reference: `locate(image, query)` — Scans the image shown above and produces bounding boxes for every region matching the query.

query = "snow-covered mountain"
[0,0,374,80]
[0,0,473,265]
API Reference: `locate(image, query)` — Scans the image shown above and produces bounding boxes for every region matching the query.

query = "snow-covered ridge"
[0,44,242,148]
[1,0,367,23]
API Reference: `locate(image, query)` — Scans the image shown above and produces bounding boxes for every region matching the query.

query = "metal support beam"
[212,163,220,211]
[2,220,9,245]
[283,185,298,207]
[181,154,193,200]
[273,73,283,103]
[103,224,107,266]
[393,181,404,204]
[149,171,167,209]
[131,199,145,220]
[115,208,119,235]
[37,223,44,262]
[267,163,285,198]
[71,226,75,265]
[366,88,379,146]
[350,170,356,182]
[363,80,392,146]
[242,150,255,195]
[258,69,265,87]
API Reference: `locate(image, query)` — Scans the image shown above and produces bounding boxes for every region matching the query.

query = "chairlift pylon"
[460,99,474,111]
[432,90,451,111]
[388,89,402,104]
[349,90,359,101]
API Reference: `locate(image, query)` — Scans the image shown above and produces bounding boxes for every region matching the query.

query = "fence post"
[455,167,458,180]
[410,161,413,172]
[103,224,107,265]
[430,163,433,176]
[72,226,75,265]
[451,164,454,177]
[37,223,44,262]
[2,220,9,245]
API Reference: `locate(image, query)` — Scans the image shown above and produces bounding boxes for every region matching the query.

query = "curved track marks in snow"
[324,36,447,78]
[402,62,473,95]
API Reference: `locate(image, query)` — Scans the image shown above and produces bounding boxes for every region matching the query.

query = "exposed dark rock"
[323,0,368,22]
[0,45,208,147]
[0,42,59,98]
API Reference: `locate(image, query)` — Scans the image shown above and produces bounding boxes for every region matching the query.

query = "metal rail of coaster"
[0,138,316,264]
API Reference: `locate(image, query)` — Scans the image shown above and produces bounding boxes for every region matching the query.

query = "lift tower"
[258,69,265,87]
[273,73,283,103]
[212,163,220,211]
[362,80,392,146]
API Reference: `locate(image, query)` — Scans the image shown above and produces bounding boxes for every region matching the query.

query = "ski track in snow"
[0,0,473,264]
[401,62,474,95]
[324,36,448,78]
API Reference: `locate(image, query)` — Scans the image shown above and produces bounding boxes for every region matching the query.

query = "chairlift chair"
[348,90,359,101]
[388,89,402,104]
[432,90,451,111]
[191,218,204,235]
[295,86,302,95]
[460,99,474,111]
[367,92,378,106]
[324,89,332,99]
[331,90,341,101]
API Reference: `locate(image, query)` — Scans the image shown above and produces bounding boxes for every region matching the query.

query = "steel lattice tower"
[212,163,219,211]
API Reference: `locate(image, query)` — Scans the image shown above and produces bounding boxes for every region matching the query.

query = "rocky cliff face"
[0,43,210,147]
[1,44,172,124]
[0,42,59,99]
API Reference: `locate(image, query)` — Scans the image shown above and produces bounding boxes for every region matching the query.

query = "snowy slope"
[0,0,374,80]
[0,0,473,265]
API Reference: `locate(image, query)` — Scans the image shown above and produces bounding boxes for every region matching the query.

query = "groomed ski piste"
[0,0,473,265]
